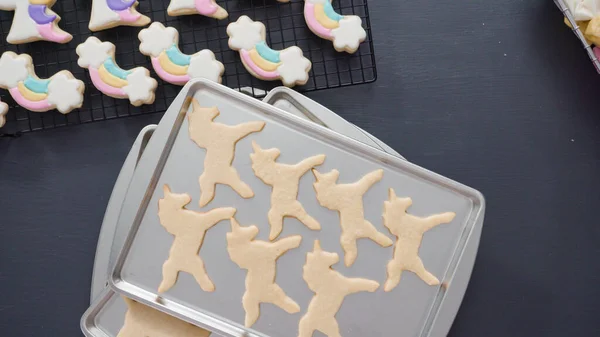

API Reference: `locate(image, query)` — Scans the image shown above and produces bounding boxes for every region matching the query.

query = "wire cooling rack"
[0,0,376,134]
[555,0,600,74]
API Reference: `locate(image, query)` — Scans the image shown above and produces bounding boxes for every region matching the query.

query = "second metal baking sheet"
[110,80,483,337]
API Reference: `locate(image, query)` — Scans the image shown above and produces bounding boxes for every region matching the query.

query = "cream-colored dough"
[188,99,265,207]
[117,297,211,337]
[226,218,301,327]
[158,185,236,293]
[312,168,393,266]
[382,188,455,291]
[298,240,379,337]
[250,141,325,240]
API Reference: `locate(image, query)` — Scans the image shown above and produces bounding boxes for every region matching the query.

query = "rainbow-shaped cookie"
[76,37,157,106]
[303,0,366,53]
[138,22,224,86]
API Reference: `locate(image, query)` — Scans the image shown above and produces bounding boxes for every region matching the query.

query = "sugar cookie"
[138,22,224,85]
[298,240,379,337]
[118,297,211,337]
[564,0,600,21]
[0,52,84,114]
[226,218,301,327]
[312,168,392,266]
[382,188,455,291]
[187,100,265,207]
[167,0,227,19]
[0,100,8,128]
[0,0,72,44]
[586,15,600,45]
[158,185,236,293]
[250,142,325,240]
[76,37,158,106]
[89,0,150,32]
[303,0,366,53]
[227,16,312,87]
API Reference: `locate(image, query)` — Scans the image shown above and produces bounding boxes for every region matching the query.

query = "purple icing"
[28,5,57,25]
[106,0,136,11]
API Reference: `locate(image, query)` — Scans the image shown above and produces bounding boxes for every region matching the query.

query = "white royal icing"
[2,0,40,43]
[277,47,311,87]
[306,0,327,3]
[0,51,29,88]
[76,36,115,69]
[138,22,179,58]
[122,68,157,105]
[89,0,121,30]
[0,100,8,128]
[331,16,366,53]
[227,15,266,51]
[565,0,600,21]
[47,72,85,114]
[167,0,194,13]
[187,49,225,83]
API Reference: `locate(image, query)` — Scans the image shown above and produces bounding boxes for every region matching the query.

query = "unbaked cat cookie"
[303,0,366,53]
[158,185,236,293]
[313,168,393,266]
[382,188,455,291]
[76,37,158,106]
[226,218,301,327]
[298,240,379,337]
[227,16,312,87]
[89,0,150,31]
[250,141,324,240]
[187,100,265,207]
[0,52,84,114]
[138,22,224,85]
[0,0,72,44]
[167,0,227,19]
[118,297,211,337]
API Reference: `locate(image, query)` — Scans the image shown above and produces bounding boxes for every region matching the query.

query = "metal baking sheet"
[109,79,484,337]
[90,125,157,303]
[90,89,405,303]
[262,87,403,159]
[82,289,213,337]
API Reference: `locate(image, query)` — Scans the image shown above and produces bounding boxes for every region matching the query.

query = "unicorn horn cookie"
[167,0,227,19]
[138,22,224,86]
[76,37,158,107]
[303,0,366,53]
[0,100,8,128]
[89,0,150,31]
[0,0,72,44]
[0,52,84,114]
[227,16,312,87]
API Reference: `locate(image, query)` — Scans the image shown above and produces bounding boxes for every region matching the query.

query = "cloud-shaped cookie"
[47,72,85,114]
[277,47,312,87]
[0,52,30,88]
[0,100,8,128]
[138,22,179,58]
[227,15,266,51]
[76,37,115,69]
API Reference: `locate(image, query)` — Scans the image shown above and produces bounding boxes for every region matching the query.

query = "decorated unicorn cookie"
[0,0,72,44]
[0,100,8,128]
[167,0,227,19]
[227,16,312,87]
[89,0,150,31]
[0,52,84,114]
[138,22,224,85]
[303,0,366,53]
[76,37,158,106]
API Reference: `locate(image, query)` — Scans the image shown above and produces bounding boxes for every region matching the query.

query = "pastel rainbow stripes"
[304,0,342,38]
[152,45,193,84]
[240,42,282,80]
[10,75,52,111]
[89,58,133,98]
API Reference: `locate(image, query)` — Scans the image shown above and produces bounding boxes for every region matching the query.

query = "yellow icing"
[18,82,47,101]
[249,49,280,72]
[98,65,128,88]
[158,52,189,76]
[315,4,340,29]
[29,0,54,5]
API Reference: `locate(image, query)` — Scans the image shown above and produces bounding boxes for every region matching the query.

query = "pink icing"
[9,87,52,111]
[89,67,127,98]
[594,47,600,60]
[195,0,218,16]
[304,3,333,38]
[240,50,279,79]
[151,57,190,85]
[117,9,141,23]
[37,23,71,43]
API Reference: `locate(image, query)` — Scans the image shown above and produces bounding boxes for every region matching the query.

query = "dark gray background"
[1,0,599,336]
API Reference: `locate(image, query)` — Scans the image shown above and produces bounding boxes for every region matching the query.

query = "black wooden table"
[1,1,599,336]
